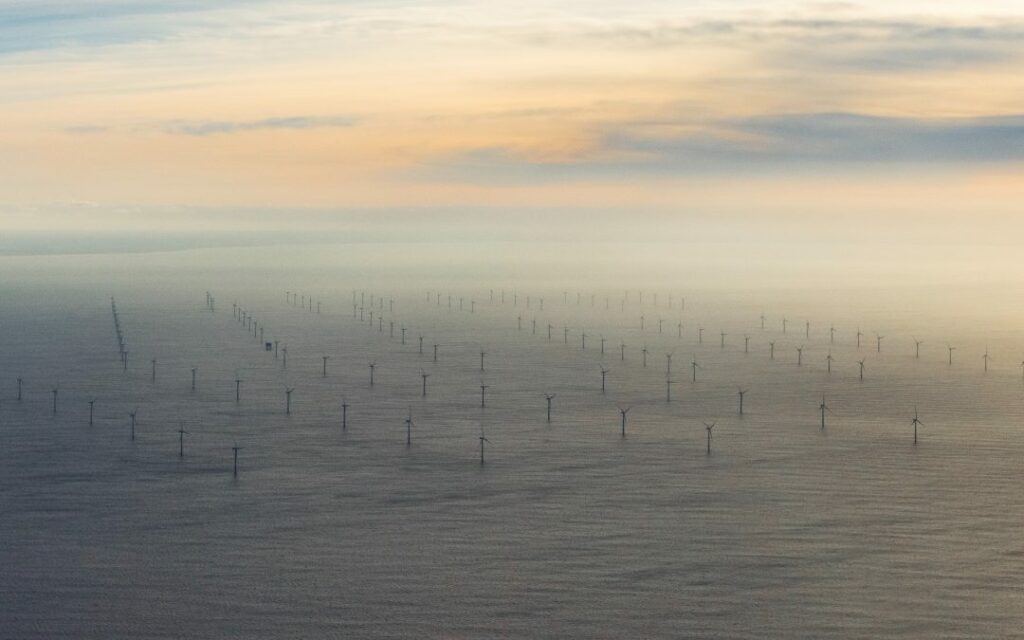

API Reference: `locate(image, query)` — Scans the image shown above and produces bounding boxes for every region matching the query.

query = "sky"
[1,0,1023,236]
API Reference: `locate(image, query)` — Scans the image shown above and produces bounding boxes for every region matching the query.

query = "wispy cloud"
[415,113,1024,183]
[161,115,357,136]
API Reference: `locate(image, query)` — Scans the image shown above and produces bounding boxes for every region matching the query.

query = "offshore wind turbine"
[341,398,349,430]
[858,359,865,381]
[826,351,834,374]
[704,421,715,454]
[177,423,189,458]
[737,388,747,415]
[232,445,242,477]
[796,345,804,366]
[744,335,750,354]
[983,347,991,373]
[856,328,863,349]
[947,345,956,365]
[480,382,489,408]
[600,366,610,393]
[769,341,776,361]
[819,395,833,430]
[720,331,727,349]
[88,399,95,425]
[618,406,632,437]
[369,362,376,386]
[285,387,294,415]
[665,378,676,403]
[478,426,490,465]
[911,407,924,444]
[405,411,414,446]
[420,370,430,397]
[690,356,701,382]
[914,338,923,359]
[545,393,556,423]
[876,334,884,353]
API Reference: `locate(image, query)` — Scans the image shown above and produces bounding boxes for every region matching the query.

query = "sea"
[2,241,1023,638]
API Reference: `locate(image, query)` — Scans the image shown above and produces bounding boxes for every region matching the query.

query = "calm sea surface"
[2,243,1024,638]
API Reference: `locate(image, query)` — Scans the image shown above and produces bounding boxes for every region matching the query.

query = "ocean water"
[2,243,1024,638]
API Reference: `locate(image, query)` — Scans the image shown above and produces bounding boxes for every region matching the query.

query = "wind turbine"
[341,398,349,429]
[911,407,924,444]
[876,334,884,353]
[600,366,610,393]
[618,406,632,437]
[819,395,833,430]
[856,328,863,349]
[129,408,137,441]
[420,370,430,397]
[858,359,865,381]
[232,444,242,477]
[479,381,489,408]
[665,378,677,403]
[796,345,804,366]
[177,423,189,457]
[914,338,923,359]
[720,331,727,349]
[769,341,776,361]
[405,411,414,446]
[737,388,748,415]
[479,426,490,465]
[285,387,294,415]
[369,362,376,386]
[826,351,834,374]
[744,335,750,354]
[947,345,956,365]
[983,347,991,373]
[545,393,556,423]
[704,421,715,454]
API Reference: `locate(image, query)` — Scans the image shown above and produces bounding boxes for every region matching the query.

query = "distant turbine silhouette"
[876,334,884,353]
[480,382,489,408]
[232,444,242,477]
[911,407,924,444]
[285,387,294,415]
[691,356,701,382]
[947,345,956,365]
[819,395,833,430]
[545,393,556,422]
[178,423,189,458]
[826,351,834,374]
[914,338,923,359]
[369,362,376,386]
[420,370,430,397]
[618,405,632,437]
[600,366,609,393]
[704,421,715,454]
[982,347,991,373]
[737,388,747,415]
[769,341,776,361]
[479,426,490,465]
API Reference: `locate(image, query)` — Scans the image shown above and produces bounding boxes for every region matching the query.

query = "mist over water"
[3,240,1024,638]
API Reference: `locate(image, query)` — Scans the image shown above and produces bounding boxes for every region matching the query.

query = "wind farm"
[2,243,1024,639]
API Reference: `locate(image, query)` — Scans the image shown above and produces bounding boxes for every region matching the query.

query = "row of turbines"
[8,286,1000,479]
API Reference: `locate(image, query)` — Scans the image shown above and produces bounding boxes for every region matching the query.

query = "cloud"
[414,113,1024,183]
[160,115,357,136]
